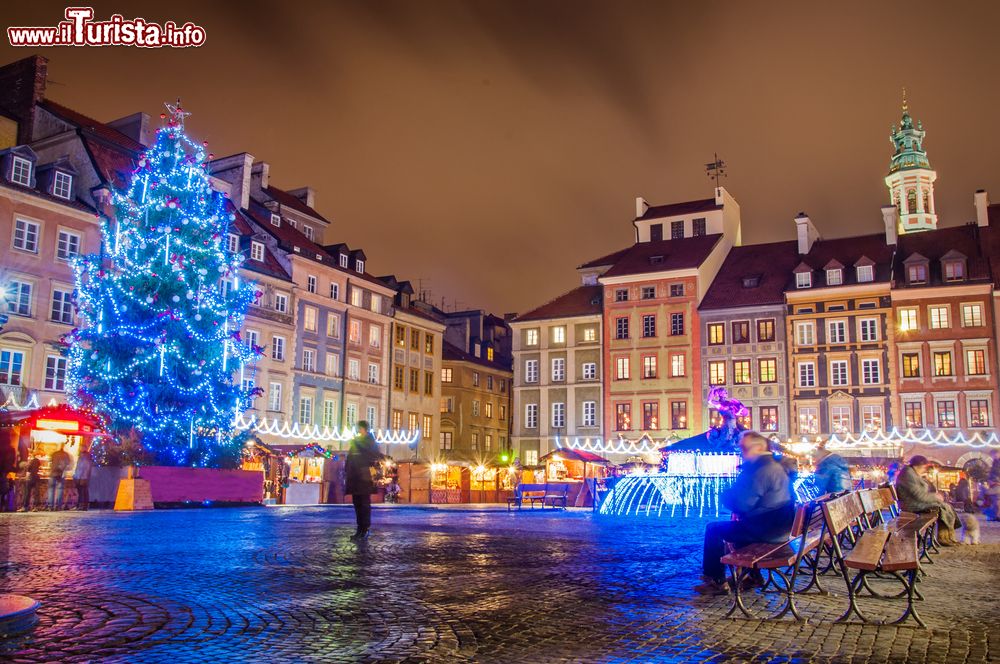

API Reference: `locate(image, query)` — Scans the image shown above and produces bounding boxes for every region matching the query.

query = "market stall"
[246,442,338,505]
[539,448,611,507]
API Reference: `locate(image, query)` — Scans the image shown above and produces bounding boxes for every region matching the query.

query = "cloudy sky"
[4,1,1000,314]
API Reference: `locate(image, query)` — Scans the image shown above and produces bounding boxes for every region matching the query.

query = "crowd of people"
[694,432,995,596]
[0,442,95,512]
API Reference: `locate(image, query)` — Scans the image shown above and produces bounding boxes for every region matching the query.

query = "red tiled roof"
[636,197,720,221]
[515,285,603,322]
[700,240,800,310]
[597,234,723,278]
[263,185,328,223]
[81,136,136,188]
[793,233,895,288]
[893,224,992,287]
[227,202,292,282]
[577,247,630,270]
[40,100,145,152]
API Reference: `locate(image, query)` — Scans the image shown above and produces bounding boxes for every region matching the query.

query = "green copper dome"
[888,105,931,174]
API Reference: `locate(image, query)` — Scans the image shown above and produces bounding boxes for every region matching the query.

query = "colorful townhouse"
[381,276,445,461]
[511,284,603,465]
[577,187,742,443]
[699,240,800,439]
[0,56,139,409]
[438,310,513,462]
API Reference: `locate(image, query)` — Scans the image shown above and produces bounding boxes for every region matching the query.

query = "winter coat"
[344,433,381,495]
[814,453,852,495]
[722,453,795,542]
[895,465,944,514]
[50,450,71,477]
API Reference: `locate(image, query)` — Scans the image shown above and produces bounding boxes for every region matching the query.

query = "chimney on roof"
[107,112,153,147]
[287,186,315,210]
[974,189,990,228]
[881,205,899,245]
[251,161,269,193]
[207,153,254,210]
[794,212,819,255]
[0,55,48,145]
[635,196,649,218]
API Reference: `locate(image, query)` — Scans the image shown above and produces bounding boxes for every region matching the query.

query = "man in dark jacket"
[345,421,382,541]
[814,444,852,495]
[694,431,796,596]
[895,455,958,545]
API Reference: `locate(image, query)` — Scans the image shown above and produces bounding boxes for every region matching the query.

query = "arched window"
[923,191,931,214]
[906,189,917,215]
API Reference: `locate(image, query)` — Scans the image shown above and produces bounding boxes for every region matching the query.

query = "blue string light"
[65,102,262,467]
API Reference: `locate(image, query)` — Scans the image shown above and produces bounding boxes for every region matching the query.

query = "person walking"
[73,447,95,510]
[895,455,959,545]
[0,439,16,512]
[813,443,852,495]
[345,421,382,541]
[20,455,40,512]
[694,431,796,596]
[47,443,72,511]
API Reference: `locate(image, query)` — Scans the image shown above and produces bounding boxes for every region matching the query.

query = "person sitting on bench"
[694,431,796,596]
[895,455,959,546]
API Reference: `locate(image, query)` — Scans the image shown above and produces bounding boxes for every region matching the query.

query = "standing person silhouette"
[345,421,382,541]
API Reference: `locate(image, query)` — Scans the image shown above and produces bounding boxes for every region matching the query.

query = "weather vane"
[705,152,726,188]
[164,98,191,126]
[902,86,908,113]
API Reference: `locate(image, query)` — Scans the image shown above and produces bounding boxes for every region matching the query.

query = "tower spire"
[901,86,908,114]
[884,91,937,234]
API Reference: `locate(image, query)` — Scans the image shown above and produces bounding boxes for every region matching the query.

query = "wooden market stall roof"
[540,448,611,465]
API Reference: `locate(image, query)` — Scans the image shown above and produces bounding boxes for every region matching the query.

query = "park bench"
[822,492,926,627]
[506,483,571,510]
[859,487,938,564]
[507,483,545,511]
[721,499,829,621]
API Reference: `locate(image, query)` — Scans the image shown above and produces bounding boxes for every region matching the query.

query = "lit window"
[303,306,317,332]
[933,351,952,377]
[582,327,597,342]
[642,355,657,379]
[944,261,965,281]
[965,349,986,376]
[670,401,687,429]
[759,406,779,432]
[731,320,749,344]
[901,353,920,378]
[707,323,725,345]
[970,399,991,427]
[929,305,949,329]
[11,156,32,186]
[757,319,775,342]
[525,329,539,346]
[552,326,566,343]
[369,326,381,348]
[441,367,453,383]
[908,264,927,284]
[615,356,630,380]
[327,314,340,338]
[350,288,363,307]
[733,360,751,385]
[615,403,631,431]
[708,361,726,385]
[348,320,361,343]
[903,402,923,427]
[670,354,685,377]
[268,383,282,411]
[798,407,819,434]
[936,400,956,428]
[52,171,73,199]
[899,308,918,331]
[758,358,776,383]
[831,406,851,433]
[298,396,313,425]
[962,303,984,327]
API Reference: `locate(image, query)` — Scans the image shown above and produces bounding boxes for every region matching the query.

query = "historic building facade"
[580,187,742,443]
[699,240,800,439]
[511,285,603,466]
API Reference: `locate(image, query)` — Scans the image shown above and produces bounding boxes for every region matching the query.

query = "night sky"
[4,1,1000,315]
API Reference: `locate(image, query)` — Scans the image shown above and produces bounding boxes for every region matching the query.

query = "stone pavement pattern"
[0,506,998,663]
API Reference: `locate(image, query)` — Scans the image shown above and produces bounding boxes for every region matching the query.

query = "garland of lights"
[828,428,1000,449]
[234,412,420,445]
[555,436,663,455]
[63,101,261,467]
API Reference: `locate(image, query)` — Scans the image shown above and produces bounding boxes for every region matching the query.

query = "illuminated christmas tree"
[66,101,261,467]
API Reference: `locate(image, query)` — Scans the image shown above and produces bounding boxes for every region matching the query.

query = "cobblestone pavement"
[1,505,998,663]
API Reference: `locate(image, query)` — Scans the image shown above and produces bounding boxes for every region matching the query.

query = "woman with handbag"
[345,421,382,541]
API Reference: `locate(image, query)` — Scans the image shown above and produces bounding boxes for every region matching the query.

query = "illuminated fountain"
[598,388,745,518]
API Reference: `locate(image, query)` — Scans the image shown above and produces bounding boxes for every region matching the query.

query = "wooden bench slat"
[844,529,890,571]
[720,541,787,567]
[881,531,919,572]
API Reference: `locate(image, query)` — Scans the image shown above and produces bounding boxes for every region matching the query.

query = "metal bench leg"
[725,565,757,620]
[767,567,806,622]
[886,569,926,628]
[795,547,829,595]
[835,568,873,624]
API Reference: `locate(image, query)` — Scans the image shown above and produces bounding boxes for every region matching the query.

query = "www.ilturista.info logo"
[8,7,206,48]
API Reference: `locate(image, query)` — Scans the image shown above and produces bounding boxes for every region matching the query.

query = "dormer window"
[288,218,297,229]
[856,265,874,283]
[943,260,965,282]
[339,254,348,268]
[907,264,927,284]
[826,268,843,286]
[227,234,239,253]
[11,156,31,186]
[303,226,314,241]
[356,259,365,273]
[250,241,264,262]
[796,272,812,289]
[270,213,281,227]
[741,275,760,288]
[52,172,73,200]
[649,255,664,265]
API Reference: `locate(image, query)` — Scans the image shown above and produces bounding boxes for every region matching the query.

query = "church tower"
[884,91,937,234]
